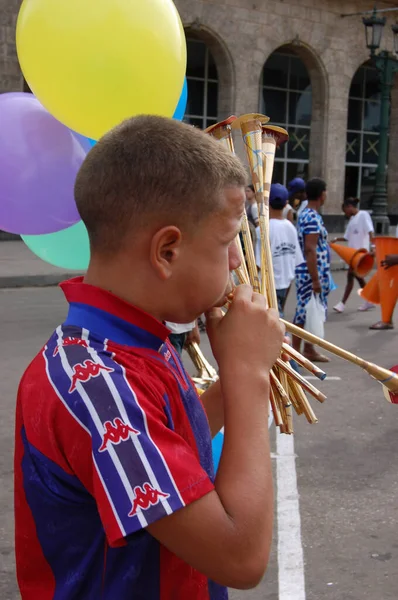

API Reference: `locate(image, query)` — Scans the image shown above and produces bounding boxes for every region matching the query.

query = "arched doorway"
[184,37,219,129]
[345,62,381,208]
[260,48,312,186]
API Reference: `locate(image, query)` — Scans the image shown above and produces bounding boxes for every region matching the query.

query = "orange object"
[330,243,374,277]
[359,271,380,304]
[374,236,398,324]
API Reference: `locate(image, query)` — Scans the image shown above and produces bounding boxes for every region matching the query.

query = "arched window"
[345,63,381,207]
[184,38,219,129]
[260,48,312,186]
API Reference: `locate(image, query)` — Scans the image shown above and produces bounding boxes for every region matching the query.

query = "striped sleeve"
[302,211,321,236]
[46,330,214,547]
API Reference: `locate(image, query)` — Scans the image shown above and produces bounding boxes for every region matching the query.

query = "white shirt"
[344,210,374,250]
[255,219,304,289]
[165,321,196,334]
[282,204,293,219]
[297,199,308,218]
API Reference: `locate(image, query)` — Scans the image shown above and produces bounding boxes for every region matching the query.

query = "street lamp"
[362,7,398,234]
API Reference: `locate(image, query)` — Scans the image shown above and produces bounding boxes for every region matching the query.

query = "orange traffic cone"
[359,271,380,305]
[330,243,374,277]
[374,236,398,324]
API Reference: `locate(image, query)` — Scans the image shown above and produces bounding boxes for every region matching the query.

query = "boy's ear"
[150,226,182,280]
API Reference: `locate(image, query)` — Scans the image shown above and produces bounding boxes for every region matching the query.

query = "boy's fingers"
[232,284,253,302]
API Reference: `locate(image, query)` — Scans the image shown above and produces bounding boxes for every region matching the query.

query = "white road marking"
[276,432,306,600]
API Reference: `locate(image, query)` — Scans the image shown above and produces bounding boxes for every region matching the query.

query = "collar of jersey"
[60,277,170,351]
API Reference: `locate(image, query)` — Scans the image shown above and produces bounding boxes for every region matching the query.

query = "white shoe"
[333,301,345,313]
[358,301,375,312]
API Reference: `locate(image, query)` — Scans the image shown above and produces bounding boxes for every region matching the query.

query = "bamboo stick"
[282,319,398,394]
[276,358,327,403]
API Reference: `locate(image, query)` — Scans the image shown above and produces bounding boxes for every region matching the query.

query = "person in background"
[293,177,330,362]
[255,183,304,317]
[245,184,259,228]
[284,177,307,223]
[245,183,258,247]
[332,197,375,314]
[166,320,200,355]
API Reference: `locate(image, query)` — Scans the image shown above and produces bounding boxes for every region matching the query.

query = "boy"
[14,116,284,599]
[255,183,304,317]
[332,197,374,313]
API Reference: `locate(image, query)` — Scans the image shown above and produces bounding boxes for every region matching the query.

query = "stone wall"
[0,0,22,92]
[175,0,398,217]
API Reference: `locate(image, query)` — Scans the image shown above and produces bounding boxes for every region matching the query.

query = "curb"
[0,266,346,289]
[0,273,83,289]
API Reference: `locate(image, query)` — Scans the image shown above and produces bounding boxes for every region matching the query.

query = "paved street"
[1,272,397,599]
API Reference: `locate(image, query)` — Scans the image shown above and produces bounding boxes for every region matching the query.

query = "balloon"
[71,131,95,153]
[212,431,224,473]
[173,78,188,121]
[17,0,187,140]
[22,221,90,270]
[0,93,84,235]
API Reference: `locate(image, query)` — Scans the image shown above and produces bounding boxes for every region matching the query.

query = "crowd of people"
[246,175,380,361]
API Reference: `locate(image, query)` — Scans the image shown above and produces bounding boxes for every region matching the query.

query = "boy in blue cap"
[256,183,304,317]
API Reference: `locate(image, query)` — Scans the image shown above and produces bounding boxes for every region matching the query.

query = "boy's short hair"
[306,177,327,201]
[269,183,288,210]
[74,115,247,255]
[246,184,255,192]
[343,197,360,208]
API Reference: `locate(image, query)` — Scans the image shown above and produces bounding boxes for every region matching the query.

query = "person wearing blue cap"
[255,183,304,317]
[284,177,308,223]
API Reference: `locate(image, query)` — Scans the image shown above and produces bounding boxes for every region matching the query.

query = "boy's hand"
[205,284,285,376]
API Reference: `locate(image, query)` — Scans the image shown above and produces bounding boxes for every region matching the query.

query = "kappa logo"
[69,359,114,393]
[164,349,172,362]
[53,337,89,356]
[99,418,140,452]
[129,483,170,516]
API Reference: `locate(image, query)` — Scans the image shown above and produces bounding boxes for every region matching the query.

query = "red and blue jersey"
[15,277,227,600]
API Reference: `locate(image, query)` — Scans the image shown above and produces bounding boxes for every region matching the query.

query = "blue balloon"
[212,430,224,473]
[173,78,188,121]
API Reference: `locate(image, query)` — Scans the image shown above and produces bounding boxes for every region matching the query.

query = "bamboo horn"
[282,319,398,395]
[261,124,289,303]
[232,114,275,304]
[205,117,261,292]
[204,116,237,153]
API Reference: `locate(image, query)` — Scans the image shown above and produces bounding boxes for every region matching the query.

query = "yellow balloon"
[16,0,186,140]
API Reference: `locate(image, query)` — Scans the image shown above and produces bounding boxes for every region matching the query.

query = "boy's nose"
[228,239,241,272]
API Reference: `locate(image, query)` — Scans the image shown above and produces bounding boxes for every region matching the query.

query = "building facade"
[1,0,398,230]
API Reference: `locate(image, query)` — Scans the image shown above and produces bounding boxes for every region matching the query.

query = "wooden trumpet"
[202,113,398,432]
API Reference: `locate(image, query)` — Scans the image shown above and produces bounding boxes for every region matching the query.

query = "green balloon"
[22,220,90,270]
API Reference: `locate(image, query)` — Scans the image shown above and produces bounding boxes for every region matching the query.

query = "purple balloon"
[0,93,84,235]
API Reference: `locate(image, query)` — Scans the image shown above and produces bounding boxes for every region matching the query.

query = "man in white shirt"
[332,197,374,313]
[255,183,304,317]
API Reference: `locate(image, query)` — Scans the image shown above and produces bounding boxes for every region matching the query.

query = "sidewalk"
[0,239,347,289]
[0,241,83,288]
